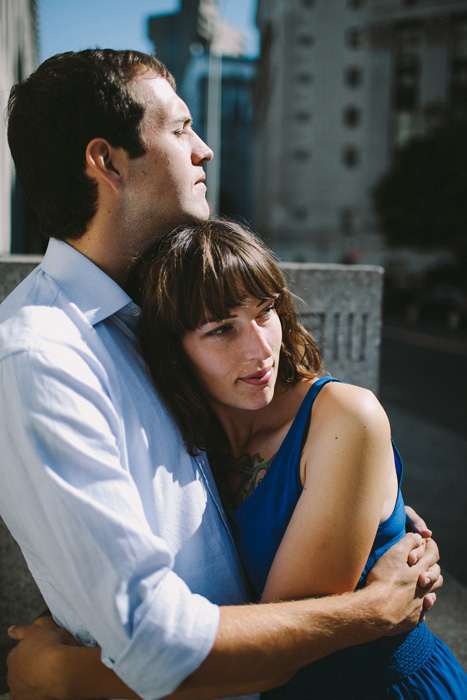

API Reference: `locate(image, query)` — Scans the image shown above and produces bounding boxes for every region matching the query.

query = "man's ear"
[85,138,127,192]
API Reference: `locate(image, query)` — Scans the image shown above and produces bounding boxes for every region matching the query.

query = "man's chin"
[183,205,211,224]
[196,201,211,221]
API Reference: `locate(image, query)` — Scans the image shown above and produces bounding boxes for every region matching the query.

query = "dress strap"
[273,376,342,491]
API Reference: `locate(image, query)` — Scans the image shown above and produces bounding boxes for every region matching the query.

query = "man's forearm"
[176,534,440,699]
[15,590,381,700]
[175,587,386,699]
[8,535,440,700]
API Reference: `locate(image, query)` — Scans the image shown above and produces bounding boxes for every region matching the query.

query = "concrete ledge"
[0,256,42,302]
[282,263,383,392]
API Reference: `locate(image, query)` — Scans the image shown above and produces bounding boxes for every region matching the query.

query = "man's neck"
[66,233,134,287]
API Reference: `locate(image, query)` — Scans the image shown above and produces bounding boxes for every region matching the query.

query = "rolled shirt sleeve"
[0,322,219,699]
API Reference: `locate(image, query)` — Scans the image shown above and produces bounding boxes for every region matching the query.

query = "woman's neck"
[213,379,312,460]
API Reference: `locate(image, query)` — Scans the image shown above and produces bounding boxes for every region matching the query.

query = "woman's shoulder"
[311,378,390,435]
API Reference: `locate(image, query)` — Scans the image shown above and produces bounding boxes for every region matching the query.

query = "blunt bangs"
[184,242,286,332]
[138,220,286,337]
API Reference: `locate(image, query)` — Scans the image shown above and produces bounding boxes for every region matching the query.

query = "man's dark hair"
[7,49,175,241]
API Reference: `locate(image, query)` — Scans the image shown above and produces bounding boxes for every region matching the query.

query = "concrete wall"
[282,262,383,391]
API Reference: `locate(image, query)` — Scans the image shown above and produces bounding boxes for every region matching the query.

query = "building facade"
[255,0,467,264]
[0,0,39,253]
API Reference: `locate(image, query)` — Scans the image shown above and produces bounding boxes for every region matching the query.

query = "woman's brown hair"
[130,219,323,454]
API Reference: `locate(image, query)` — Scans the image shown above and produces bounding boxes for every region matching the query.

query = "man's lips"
[239,367,273,386]
[195,173,206,186]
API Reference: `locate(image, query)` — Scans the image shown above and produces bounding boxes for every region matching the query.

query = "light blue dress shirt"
[0,239,256,700]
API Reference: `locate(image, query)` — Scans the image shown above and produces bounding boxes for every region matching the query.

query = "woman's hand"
[405,505,432,539]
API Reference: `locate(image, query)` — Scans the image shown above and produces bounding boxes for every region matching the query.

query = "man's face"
[125,73,213,238]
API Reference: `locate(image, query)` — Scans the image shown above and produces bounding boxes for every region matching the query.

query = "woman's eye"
[259,304,275,318]
[207,324,231,336]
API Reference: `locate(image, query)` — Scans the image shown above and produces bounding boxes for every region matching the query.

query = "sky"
[38,0,260,63]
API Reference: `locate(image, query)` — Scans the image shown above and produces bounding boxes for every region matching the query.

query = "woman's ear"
[85,138,127,192]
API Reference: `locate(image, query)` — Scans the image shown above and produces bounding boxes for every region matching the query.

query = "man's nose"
[193,134,213,165]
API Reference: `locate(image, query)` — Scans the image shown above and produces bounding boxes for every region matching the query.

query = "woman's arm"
[262,382,397,602]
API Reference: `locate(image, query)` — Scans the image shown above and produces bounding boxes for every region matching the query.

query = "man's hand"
[7,623,135,700]
[366,532,442,636]
[31,616,79,645]
[7,623,75,700]
[404,506,438,614]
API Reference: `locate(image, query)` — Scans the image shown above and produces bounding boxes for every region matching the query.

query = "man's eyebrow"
[168,115,192,127]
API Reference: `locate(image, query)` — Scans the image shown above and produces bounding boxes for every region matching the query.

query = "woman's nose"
[243,323,271,360]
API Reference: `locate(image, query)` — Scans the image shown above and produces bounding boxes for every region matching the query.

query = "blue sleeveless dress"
[230,377,467,699]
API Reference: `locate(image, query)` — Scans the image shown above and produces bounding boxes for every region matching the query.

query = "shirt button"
[131,308,141,317]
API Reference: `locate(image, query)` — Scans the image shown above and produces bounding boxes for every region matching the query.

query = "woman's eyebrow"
[256,296,276,307]
[199,312,237,327]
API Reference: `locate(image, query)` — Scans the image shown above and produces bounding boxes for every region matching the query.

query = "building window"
[295,111,312,122]
[296,72,313,84]
[393,24,421,112]
[453,18,467,60]
[298,34,314,47]
[347,28,364,49]
[343,106,361,127]
[393,112,419,147]
[293,149,311,161]
[451,18,467,110]
[342,146,360,168]
[345,66,363,87]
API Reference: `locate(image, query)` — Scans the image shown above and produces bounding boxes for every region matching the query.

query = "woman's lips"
[239,367,273,386]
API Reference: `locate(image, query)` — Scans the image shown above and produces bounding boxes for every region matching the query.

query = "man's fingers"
[407,536,426,565]
[7,625,31,641]
[423,592,437,610]
[418,564,442,589]
[32,617,78,646]
[420,538,440,567]
[421,571,444,594]
[32,616,59,630]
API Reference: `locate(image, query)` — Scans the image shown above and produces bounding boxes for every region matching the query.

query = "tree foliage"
[373,113,467,264]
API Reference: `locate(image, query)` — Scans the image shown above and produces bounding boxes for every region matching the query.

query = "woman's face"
[182,297,282,415]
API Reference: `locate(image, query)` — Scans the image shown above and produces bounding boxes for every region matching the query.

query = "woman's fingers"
[405,505,432,538]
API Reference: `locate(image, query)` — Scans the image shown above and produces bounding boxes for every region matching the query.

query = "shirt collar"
[40,238,137,326]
